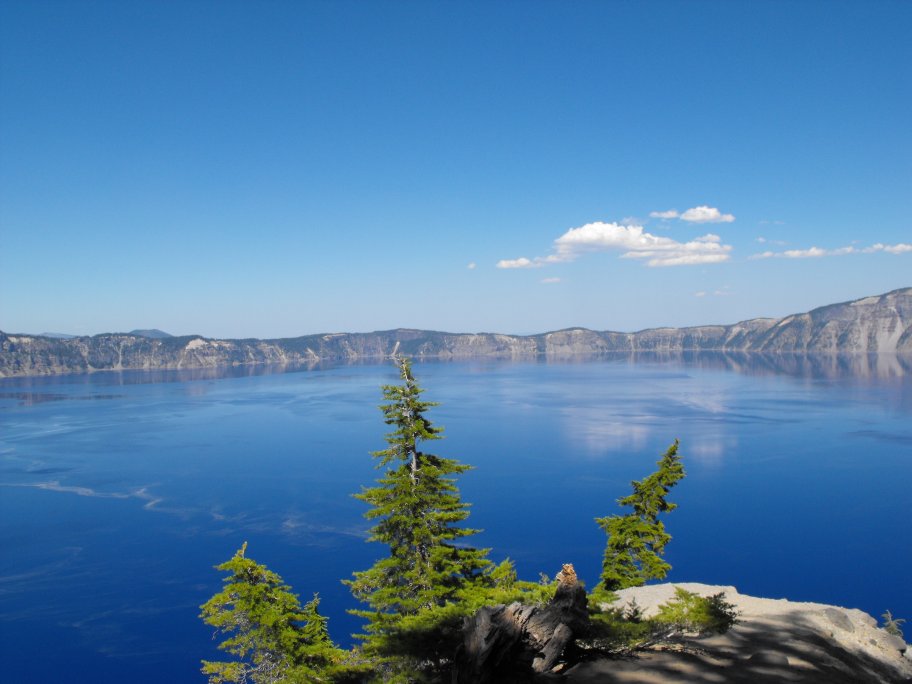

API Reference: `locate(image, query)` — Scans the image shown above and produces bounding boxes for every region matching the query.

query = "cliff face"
[745,288,912,353]
[2,288,910,377]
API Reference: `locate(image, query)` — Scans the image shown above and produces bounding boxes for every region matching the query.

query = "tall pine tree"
[595,440,685,593]
[346,357,491,660]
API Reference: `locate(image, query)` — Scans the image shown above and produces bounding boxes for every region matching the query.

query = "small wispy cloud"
[650,205,734,224]
[750,242,912,260]
[466,262,476,270]
[498,221,732,269]
[695,287,732,297]
[541,277,561,284]
[679,205,735,223]
[863,242,912,254]
[496,257,540,269]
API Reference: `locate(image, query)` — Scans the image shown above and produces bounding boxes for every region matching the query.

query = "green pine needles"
[199,542,345,684]
[345,357,492,660]
[595,439,685,593]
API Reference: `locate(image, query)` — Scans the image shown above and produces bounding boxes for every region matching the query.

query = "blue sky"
[1,0,909,338]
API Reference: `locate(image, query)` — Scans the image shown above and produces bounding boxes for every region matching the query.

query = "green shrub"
[653,588,739,635]
[584,607,653,652]
[582,587,739,656]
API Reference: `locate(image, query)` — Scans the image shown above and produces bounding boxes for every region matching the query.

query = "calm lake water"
[1,354,910,683]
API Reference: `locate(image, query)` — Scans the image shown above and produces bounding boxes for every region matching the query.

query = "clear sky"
[1,0,909,338]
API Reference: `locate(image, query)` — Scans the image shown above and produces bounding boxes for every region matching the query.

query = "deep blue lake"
[1,354,911,683]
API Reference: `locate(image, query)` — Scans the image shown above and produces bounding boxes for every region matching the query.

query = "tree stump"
[454,564,589,683]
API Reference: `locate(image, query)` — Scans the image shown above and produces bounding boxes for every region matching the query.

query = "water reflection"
[531,351,912,381]
[0,392,125,407]
[668,351,912,380]
[4,352,910,389]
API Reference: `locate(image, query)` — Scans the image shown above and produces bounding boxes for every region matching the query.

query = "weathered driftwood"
[454,564,589,683]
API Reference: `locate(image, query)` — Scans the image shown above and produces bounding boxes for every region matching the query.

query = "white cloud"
[541,277,561,284]
[650,210,679,220]
[467,262,476,270]
[694,291,707,297]
[680,205,735,223]
[750,242,912,260]
[496,257,540,269]
[498,221,733,269]
[862,243,912,254]
[750,246,853,259]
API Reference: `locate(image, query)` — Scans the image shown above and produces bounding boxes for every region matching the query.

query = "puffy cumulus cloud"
[554,222,732,267]
[498,222,732,269]
[679,205,735,223]
[751,242,911,260]
[649,209,680,220]
[496,257,540,269]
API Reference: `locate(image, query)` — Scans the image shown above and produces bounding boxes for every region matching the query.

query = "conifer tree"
[346,357,491,657]
[200,543,342,684]
[595,440,685,593]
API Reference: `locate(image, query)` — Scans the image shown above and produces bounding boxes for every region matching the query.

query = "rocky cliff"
[2,288,910,377]
[564,583,912,684]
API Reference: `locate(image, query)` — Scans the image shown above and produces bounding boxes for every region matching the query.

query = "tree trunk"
[454,565,589,683]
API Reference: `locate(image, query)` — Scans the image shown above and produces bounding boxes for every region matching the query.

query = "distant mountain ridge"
[127,329,173,339]
[2,288,910,377]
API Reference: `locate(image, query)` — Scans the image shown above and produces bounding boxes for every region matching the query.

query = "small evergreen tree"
[882,610,906,638]
[346,357,491,662]
[200,543,342,684]
[595,440,685,593]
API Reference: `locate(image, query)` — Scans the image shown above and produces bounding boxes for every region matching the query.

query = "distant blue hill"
[128,329,173,339]
[39,332,78,339]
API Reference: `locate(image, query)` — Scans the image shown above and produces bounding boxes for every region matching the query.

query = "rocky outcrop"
[456,578,911,683]
[567,583,912,684]
[456,564,590,683]
[1,288,910,377]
